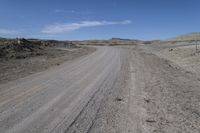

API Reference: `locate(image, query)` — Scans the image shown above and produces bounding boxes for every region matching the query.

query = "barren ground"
[0,44,199,133]
[128,46,200,133]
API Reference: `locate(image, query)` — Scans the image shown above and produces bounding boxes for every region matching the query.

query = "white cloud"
[54,9,76,14]
[121,20,132,24]
[0,29,17,35]
[54,9,92,15]
[42,20,132,34]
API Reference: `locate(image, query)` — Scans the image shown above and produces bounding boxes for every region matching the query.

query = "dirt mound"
[0,39,44,59]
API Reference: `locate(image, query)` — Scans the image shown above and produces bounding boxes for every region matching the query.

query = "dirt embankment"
[0,39,95,84]
[129,47,200,133]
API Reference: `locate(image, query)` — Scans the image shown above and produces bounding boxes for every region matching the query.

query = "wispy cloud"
[54,9,92,15]
[0,29,17,35]
[42,20,132,34]
[54,9,76,14]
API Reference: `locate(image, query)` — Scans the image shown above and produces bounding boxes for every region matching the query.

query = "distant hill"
[0,37,6,40]
[168,32,200,41]
[110,38,134,41]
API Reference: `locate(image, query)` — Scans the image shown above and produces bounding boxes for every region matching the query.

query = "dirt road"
[0,46,199,133]
[0,47,128,133]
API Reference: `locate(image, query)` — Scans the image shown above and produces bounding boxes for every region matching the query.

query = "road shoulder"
[129,47,200,133]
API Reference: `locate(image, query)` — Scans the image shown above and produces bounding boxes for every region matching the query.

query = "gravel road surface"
[0,47,126,133]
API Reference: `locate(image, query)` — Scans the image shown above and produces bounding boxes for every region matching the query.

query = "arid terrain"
[156,45,200,74]
[0,39,95,84]
[0,37,199,133]
[128,44,200,133]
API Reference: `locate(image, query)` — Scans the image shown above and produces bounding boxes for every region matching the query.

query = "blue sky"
[0,0,200,40]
